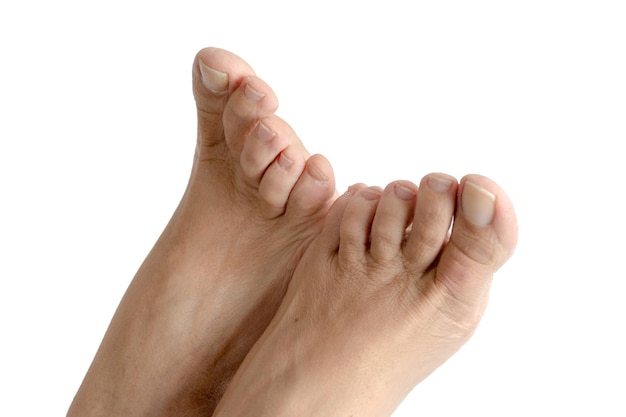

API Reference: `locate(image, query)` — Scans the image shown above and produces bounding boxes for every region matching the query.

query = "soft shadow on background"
[1,1,624,415]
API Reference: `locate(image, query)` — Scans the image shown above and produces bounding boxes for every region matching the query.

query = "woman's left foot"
[68,47,337,416]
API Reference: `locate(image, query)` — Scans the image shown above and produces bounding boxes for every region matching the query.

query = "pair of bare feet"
[67,48,517,417]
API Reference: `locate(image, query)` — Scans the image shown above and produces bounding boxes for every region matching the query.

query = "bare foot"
[67,48,337,416]
[212,175,518,417]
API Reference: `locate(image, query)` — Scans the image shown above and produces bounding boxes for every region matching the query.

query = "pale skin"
[68,47,518,417]
[213,176,517,417]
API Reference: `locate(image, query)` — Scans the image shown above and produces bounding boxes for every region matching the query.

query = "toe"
[257,145,307,217]
[404,174,458,271]
[253,119,331,218]
[435,175,518,309]
[369,181,418,262]
[315,184,367,253]
[194,47,257,105]
[193,48,257,146]
[284,154,337,217]
[223,76,280,154]
[338,186,383,262]
[239,116,291,184]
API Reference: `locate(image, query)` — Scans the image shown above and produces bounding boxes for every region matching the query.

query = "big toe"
[436,175,518,314]
[192,47,256,148]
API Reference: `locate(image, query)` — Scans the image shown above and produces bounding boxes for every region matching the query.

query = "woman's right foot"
[68,48,337,416]
[213,174,518,417]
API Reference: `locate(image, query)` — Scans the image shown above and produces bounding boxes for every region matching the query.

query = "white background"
[1,1,625,415]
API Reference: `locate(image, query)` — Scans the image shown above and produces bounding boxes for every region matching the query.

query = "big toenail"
[277,152,293,169]
[257,122,276,143]
[361,188,382,201]
[428,175,453,193]
[462,182,496,227]
[394,183,416,200]
[244,83,265,102]
[199,60,228,94]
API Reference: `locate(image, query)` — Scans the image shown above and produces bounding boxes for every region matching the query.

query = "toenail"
[428,175,453,193]
[307,164,329,183]
[346,184,364,196]
[394,183,417,200]
[199,60,229,94]
[277,152,294,169]
[257,122,276,143]
[361,188,382,201]
[462,182,496,227]
[244,83,265,102]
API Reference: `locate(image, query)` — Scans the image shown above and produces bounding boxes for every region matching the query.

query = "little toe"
[315,184,367,254]
[338,186,383,261]
[284,154,337,217]
[223,76,280,154]
[436,175,518,311]
[369,181,418,262]
[404,174,458,271]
